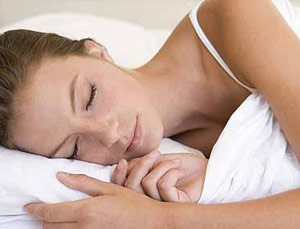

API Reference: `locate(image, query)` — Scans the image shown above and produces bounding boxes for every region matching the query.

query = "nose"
[89,120,120,148]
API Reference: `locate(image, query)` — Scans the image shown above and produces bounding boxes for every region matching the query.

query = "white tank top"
[189,0,257,93]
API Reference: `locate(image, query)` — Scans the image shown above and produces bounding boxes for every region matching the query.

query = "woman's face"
[11,54,163,165]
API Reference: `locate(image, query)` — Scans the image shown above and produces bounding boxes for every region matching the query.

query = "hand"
[111,150,208,203]
[24,172,167,229]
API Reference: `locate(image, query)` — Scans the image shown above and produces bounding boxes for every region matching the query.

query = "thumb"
[56,172,121,197]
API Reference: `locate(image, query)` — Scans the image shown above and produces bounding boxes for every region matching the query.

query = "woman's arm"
[25,172,300,228]
[169,188,300,228]
[198,0,300,160]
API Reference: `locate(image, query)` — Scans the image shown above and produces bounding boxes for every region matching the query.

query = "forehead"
[22,55,103,106]
[11,56,84,156]
[23,56,80,120]
[33,56,81,83]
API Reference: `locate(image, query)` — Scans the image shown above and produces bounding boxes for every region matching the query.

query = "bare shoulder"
[195,0,273,88]
[198,0,300,159]
[197,0,298,87]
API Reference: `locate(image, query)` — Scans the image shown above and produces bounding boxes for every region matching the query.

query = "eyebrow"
[70,73,79,114]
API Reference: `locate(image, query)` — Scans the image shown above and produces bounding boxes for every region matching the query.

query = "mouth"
[125,116,142,156]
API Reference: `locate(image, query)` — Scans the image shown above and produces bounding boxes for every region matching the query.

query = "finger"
[124,150,161,191]
[157,168,187,202]
[127,149,161,175]
[127,158,140,176]
[141,159,181,200]
[56,172,122,196]
[25,200,85,222]
[111,159,128,186]
[43,221,78,229]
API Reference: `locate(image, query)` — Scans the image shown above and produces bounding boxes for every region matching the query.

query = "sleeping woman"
[1,0,300,228]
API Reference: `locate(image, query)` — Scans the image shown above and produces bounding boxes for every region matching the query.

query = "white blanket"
[199,93,300,204]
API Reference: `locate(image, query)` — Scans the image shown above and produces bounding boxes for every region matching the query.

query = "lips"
[125,116,142,156]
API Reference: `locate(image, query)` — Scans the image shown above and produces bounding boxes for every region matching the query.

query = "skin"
[22,0,300,228]
[112,150,208,203]
[12,52,165,165]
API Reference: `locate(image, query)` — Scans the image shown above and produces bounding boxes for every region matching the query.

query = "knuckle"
[124,179,134,189]
[141,177,153,189]
[158,178,169,190]
[141,157,152,167]
[125,180,143,193]
[164,160,176,168]
[128,158,139,165]
[128,159,139,170]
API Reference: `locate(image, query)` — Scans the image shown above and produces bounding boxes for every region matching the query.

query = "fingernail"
[56,172,70,180]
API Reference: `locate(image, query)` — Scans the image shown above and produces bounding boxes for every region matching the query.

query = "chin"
[133,118,163,158]
[143,129,163,156]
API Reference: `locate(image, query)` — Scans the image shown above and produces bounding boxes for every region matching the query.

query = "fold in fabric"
[199,93,300,204]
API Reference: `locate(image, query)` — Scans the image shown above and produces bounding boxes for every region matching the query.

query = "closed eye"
[86,83,97,111]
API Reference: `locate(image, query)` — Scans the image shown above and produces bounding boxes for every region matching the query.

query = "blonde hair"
[0,29,99,148]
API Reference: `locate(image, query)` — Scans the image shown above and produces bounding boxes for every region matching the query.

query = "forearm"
[164,188,300,228]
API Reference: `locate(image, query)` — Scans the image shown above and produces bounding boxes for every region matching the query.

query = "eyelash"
[68,137,79,160]
[86,83,97,111]
[68,84,96,160]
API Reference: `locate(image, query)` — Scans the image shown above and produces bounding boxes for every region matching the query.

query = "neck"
[123,53,222,138]
[119,15,251,138]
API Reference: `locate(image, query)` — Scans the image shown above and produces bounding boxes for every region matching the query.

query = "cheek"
[78,137,121,165]
[94,83,119,117]
[79,150,120,165]
[95,83,140,124]
[143,117,163,151]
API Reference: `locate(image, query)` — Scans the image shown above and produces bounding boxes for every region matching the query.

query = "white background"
[1,0,300,30]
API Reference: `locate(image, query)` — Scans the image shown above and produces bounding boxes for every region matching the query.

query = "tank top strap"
[189,0,256,93]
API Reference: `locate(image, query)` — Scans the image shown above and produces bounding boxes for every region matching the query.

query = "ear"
[84,40,114,63]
